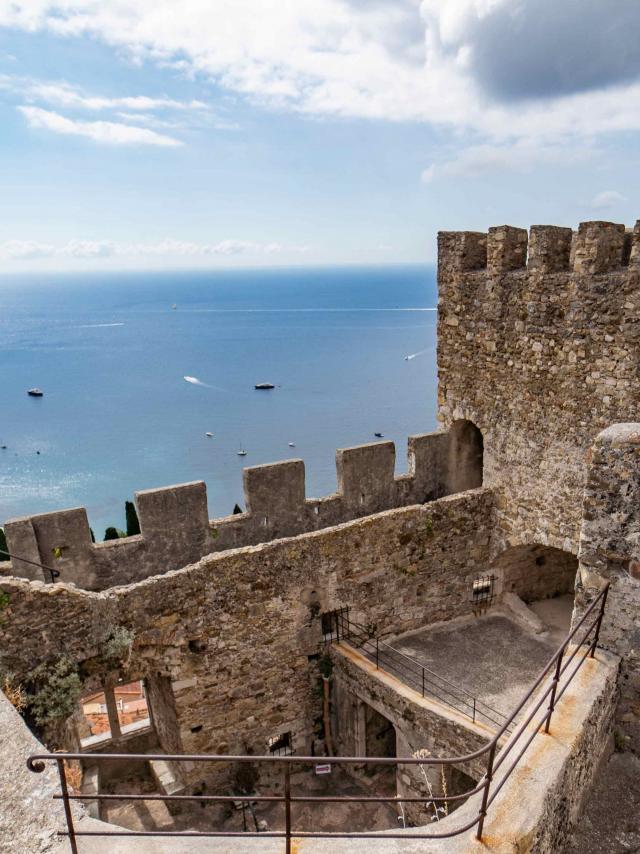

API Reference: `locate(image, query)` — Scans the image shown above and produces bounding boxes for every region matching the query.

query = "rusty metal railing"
[0,548,60,583]
[27,583,609,853]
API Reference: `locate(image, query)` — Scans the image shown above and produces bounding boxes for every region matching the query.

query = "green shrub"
[0,528,9,561]
[125,500,141,536]
[27,657,81,727]
[104,527,119,541]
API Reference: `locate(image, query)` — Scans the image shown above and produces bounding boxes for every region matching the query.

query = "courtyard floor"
[385,594,574,724]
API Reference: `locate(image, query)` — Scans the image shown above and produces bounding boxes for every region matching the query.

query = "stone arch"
[493,543,578,604]
[447,419,484,493]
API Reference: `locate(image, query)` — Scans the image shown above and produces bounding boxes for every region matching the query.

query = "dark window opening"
[472,575,495,613]
[268,731,293,756]
[321,606,349,640]
[448,420,484,493]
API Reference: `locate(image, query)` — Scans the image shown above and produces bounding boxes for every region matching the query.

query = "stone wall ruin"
[2,427,481,591]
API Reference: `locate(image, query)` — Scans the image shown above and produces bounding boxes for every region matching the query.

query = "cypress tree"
[125,500,141,536]
[0,527,9,561]
[104,527,120,541]
[233,503,243,515]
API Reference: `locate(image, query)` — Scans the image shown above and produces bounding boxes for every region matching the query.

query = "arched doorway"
[447,419,483,493]
[492,543,578,638]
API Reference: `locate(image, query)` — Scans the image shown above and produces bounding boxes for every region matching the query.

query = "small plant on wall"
[2,671,27,712]
[101,625,135,668]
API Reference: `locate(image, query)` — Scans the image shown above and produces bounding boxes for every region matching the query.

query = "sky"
[0,0,639,271]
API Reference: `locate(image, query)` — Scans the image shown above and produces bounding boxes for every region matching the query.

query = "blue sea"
[0,266,438,537]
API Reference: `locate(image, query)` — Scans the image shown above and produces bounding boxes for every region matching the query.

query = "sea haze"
[0,265,438,536]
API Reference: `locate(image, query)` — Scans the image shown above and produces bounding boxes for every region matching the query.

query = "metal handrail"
[27,583,609,853]
[0,548,60,583]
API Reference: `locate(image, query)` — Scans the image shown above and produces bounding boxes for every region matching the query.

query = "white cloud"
[16,79,207,112]
[0,75,238,135]
[0,240,56,260]
[2,0,640,184]
[423,139,592,182]
[591,190,627,211]
[0,237,308,261]
[1,0,639,146]
[18,106,183,146]
[61,240,118,258]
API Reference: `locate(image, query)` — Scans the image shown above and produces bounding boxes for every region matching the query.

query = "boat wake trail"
[183,376,231,394]
[77,322,125,328]
[183,375,211,388]
[404,348,430,361]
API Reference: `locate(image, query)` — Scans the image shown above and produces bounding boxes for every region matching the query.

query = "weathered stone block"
[437,231,487,278]
[336,441,396,513]
[487,225,528,275]
[527,225,573,272]
[243,459,306,514]
[571,220,626,274]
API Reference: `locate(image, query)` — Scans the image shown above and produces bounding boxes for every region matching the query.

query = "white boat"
[288,442,296,447]
[205,432,214,438]
[27,388,44,397]
[237,441,247,457]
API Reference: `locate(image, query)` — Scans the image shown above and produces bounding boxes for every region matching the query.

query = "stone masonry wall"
[2,431,454,591]
[437,220,640,557]
[331,645,490,824]
[574,423,640,752]
[0,489,493,789]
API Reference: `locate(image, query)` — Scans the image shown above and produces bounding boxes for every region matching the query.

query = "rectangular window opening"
[267,731,293,756]
[472,575,495,611]
[117,679,151,736]
[321,606,350,640]
[78,678,152,749]
[79,688,112,748]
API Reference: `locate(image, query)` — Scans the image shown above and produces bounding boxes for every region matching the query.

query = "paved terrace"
[382,594,574,724]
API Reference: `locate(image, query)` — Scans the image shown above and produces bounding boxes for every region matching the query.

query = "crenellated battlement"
[438,219,639,279]
[3,429,463,591]
[437,216,640,555]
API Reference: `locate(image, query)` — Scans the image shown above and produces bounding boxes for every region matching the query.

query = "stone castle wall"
[3,431,457,591]
[0,489,493,786]
[437,219,640,556]
[574,423,640,751]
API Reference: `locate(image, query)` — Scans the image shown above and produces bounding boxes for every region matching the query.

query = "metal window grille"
[267,731,294,756]
[472,575,495,612]
[321,606,350,641]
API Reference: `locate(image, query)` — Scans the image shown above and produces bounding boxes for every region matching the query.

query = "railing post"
[476,741,496,840]
[544,646,564,734]
[56,758,78,854]
[376,637,379,669]
[590,585,609,658]
[284,762,292,854]
[421,667,425,698]
[473,697,476,724]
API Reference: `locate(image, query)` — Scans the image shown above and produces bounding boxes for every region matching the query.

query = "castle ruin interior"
[2,219,640,853]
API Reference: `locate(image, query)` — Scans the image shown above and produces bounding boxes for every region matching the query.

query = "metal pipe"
[284,763,292,854]
[56,758,78,854]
